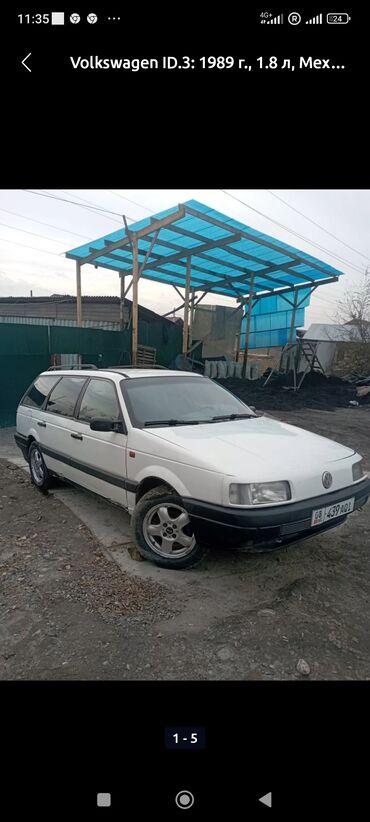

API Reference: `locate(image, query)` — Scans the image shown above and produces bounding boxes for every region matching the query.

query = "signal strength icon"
[305,13,323,23]
[267,13,284,24]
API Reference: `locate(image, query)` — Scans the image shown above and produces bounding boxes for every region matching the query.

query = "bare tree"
[335,272,370,342]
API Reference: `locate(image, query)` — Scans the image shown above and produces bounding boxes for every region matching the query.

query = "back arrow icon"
[21,53,32,72]
[259,792,272,808]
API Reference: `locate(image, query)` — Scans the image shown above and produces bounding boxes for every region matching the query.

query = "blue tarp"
[241,309,306,349]
[240,287,312,349]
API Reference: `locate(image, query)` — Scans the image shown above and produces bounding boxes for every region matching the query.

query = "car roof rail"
[47,363,98,371]
[105,365,168,370]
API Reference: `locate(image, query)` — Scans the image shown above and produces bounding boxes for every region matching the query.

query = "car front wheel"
[28,441,51,491]
[132,485,205,569]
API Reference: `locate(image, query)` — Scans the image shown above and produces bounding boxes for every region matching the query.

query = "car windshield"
[121,376,256,427]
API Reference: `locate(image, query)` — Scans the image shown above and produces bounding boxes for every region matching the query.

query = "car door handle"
[71,433,83,440]
[37,421,46,428]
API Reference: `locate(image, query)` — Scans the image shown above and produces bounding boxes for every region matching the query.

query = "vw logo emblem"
[322,471,333,489]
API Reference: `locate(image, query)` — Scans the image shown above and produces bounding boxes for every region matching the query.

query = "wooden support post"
[76,261,82,327]
[131,236,139,366]
[241,273,255,378]
[189,287,195,349]
[182,257,191,368]
[288,289,299,344]
[119,273,125,330]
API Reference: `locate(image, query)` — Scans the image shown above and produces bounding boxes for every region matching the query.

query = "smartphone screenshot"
[1,6,369,818]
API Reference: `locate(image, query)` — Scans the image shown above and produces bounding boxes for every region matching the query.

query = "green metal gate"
[0,320,181,427]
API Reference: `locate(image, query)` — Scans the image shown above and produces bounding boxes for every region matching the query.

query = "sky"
[0,189,369,329]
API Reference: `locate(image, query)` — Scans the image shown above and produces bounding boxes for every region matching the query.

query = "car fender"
[134,465,191,498]
[26,426,41,444]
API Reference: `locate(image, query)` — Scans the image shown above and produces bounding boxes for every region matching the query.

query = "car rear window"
[46,376,86,418]
[21,375,61,409]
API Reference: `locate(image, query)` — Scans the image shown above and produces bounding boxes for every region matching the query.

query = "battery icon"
[326,13,351,23]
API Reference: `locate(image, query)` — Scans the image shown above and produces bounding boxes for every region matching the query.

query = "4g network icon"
[260,11,351,25]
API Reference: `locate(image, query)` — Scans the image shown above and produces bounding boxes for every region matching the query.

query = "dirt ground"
[1,403,370,681]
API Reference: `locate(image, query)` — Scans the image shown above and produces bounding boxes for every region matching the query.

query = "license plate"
[311,496,355,527]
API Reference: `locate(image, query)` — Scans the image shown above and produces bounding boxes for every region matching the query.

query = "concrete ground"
[1,406,370,680]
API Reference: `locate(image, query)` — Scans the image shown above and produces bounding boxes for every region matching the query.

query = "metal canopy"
[65,199,344,367]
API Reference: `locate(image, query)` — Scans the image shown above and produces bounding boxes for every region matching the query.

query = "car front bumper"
[184,478,370,551]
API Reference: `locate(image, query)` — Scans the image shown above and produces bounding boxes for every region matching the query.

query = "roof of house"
[303,323,362,342]
[0,294,175,326]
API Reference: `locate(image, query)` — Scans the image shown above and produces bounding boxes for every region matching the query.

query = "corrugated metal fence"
[0,320,182,427]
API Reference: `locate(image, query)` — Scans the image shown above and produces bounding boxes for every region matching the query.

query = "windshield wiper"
[144,419,200,427]
[211,413,256,421]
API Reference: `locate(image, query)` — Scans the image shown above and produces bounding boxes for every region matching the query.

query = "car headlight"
[352,459,366,481]
[229,481,291,505]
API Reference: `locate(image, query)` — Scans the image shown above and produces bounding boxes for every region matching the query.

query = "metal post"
[288,289,299,344]
[241,273,255,378]
[131,235,139,366]
[234,332,240,363]
[119,273,125,330]
[182,257,191,368]
[76,261,82,327]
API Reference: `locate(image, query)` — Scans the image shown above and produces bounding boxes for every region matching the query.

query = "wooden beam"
[288,288,299,344]
[79,206,186,266]
[242,273,255,378]
[76,261,82,327]
[165,224,314,283]
[235,332,241,363]
[138,233,242,272]
[140,229,304,282]
[123,215,132,251]
[105,244,300,291]
[124,277,133,298]
[173,284,185,300]
[138,229,160,279]
[182,258,191,366]
[161,286,211,319]
[119,273,125,331]
[189,288,195,350]
[237,276,338,304]
[131,236,139,366]
[182,203,335,281]
[89,229,305,292]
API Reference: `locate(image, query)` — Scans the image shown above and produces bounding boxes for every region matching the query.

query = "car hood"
[145,415,355,479]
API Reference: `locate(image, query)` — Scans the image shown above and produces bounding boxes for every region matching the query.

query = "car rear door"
[66,376,128,507]
[39,375,88,480]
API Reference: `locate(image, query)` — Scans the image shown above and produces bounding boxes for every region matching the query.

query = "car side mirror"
[90,418,126,434]
[90,418,114,431]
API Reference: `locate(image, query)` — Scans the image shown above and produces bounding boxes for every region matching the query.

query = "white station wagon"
[15,367,370,569]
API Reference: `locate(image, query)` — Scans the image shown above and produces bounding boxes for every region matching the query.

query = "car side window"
[46,376,86,417]
[21,375,61,408]
[78,379,121,423]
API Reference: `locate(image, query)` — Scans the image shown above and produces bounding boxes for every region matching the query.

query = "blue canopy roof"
[65,199,344,299]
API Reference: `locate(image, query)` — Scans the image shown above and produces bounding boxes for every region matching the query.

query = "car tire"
[132,484,206,569]
[28,441,51,492]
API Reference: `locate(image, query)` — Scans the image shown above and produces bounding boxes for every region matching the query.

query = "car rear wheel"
[132,485,205,569]
[29,441,51,491]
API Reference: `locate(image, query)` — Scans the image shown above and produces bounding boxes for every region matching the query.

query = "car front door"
[70,377,128,507]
